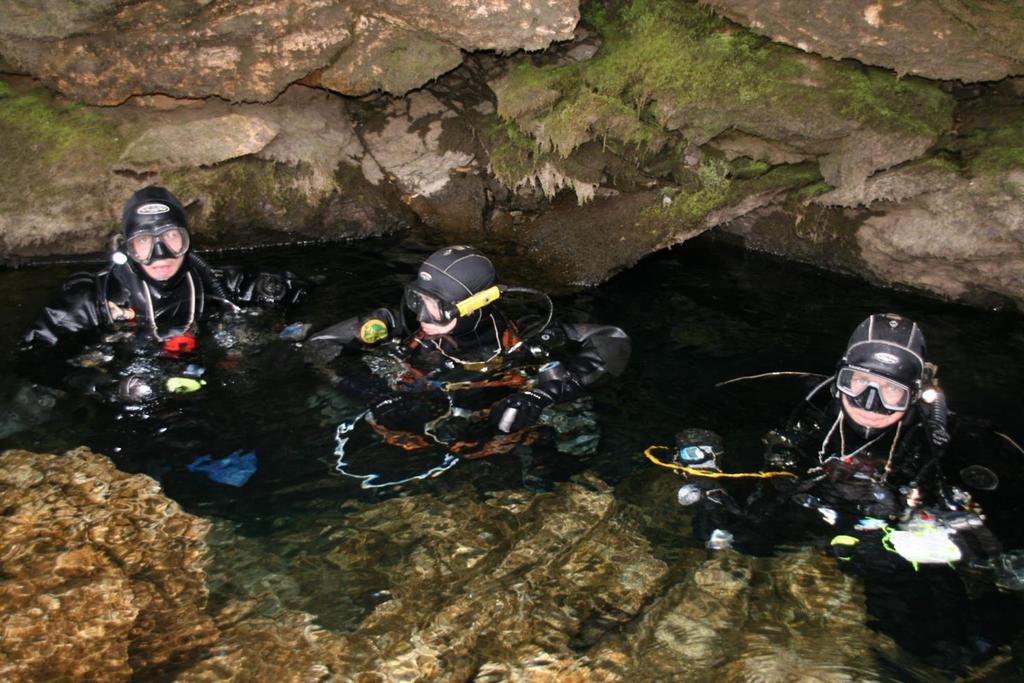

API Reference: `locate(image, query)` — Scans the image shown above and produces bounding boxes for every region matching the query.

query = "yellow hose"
[643,445,797,479]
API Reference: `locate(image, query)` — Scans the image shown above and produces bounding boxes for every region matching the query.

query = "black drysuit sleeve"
[201,258,308,308]
[306,307,402,358]
[531,321,632,404]
[21,273,105,349]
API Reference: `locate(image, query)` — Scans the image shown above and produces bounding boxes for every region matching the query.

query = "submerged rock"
[0,446,991,681]
[0,448,217,681]
[586,548,913,681]
[183,475,669,679]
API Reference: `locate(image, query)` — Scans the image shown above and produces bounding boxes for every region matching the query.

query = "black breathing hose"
[500,285,554,342]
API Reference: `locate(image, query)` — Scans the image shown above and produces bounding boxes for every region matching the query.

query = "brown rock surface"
[0,80,411,256]
[177,471,943,681]
[0,0,581,105]
[704,0,1024,83]
[0,448,217,681]
[856,171,1024,303]
[117,114,280,173]
[0,448,973,681]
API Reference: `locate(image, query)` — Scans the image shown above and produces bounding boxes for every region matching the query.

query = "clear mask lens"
[404,286,453,324]
[126,226,189,264]
[837,367,911,411]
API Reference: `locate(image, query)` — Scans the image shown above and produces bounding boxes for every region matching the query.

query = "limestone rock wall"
[704,0,1024,83]
[0,0,580,105]
[2,0,1024,309]
[0,80,415,256]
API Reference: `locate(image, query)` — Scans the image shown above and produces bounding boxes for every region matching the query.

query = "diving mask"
[836,366,912,412]
[404,283,501,324]
[125,225,190,265]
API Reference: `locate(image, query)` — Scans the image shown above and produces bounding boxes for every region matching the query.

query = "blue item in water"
[855,517,888,532]
[707,528,734,550]
[184,364,206,378]
[187,450,258,487]
[280,322,312,341]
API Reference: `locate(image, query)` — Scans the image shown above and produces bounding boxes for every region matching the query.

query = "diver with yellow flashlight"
[307,245,630,485]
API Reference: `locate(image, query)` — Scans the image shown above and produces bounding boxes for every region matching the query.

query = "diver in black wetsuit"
[698,313,1011,565]
[677,313,1023,666]
[20,185,306,400]
[23,185,306,350]
[307,245,630,456]
[10,185,310,491]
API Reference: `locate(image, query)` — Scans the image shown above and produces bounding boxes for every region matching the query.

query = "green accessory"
[830,535,860,547]
[359,318,389,344]
[166,377,206,394]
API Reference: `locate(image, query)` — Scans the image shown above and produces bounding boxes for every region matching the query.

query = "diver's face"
[841,395,905,430]
[420,316,457,336]
[141,255,185,281]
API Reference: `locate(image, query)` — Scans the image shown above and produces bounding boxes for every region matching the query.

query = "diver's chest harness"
[100,264,207,341]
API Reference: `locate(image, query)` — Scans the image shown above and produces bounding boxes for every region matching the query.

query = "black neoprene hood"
[121,186,188,238]
[841,313,926,387]
[414,246,496,304]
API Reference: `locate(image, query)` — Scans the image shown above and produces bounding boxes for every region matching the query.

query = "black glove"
[490,389,554,433]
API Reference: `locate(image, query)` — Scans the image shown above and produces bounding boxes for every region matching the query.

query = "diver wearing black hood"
[23,185,306,350]
[758,314,949,515]
[747,313,1005,559]
[309,245,631,434]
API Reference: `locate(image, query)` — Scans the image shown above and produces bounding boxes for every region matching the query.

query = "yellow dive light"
[455,286,501,317]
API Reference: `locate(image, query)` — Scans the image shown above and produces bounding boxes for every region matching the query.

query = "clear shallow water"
[2,233,1024,678]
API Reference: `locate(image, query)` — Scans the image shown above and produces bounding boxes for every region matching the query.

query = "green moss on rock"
[480,117,546,187]
[163,159,306,240]
[479,115,614,194]
[0,79,121,210]
[791,181,834,202]
[826,65,951,139]
[729,161,821,198]
[654,158,732,226]
[960,125,1024,177]
[494,0,952,158]
[649,158,820,230]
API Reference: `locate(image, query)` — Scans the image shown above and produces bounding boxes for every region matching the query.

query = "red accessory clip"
[163,332,196,354]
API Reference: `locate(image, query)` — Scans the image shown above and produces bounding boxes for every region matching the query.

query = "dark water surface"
[2,234,1023,678]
